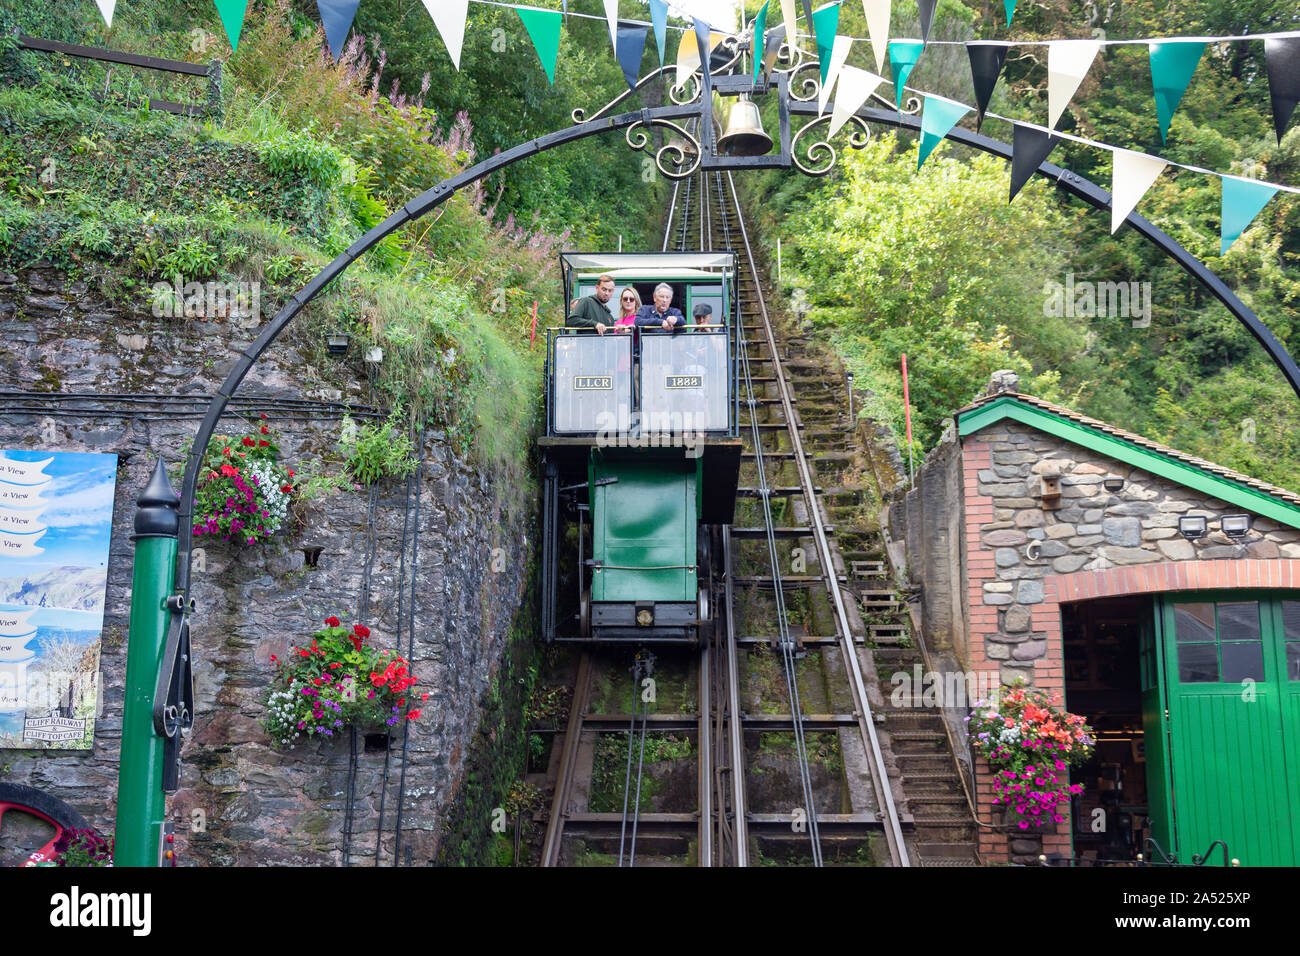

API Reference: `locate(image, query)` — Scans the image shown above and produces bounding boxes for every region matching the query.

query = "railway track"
[537,168,976,866]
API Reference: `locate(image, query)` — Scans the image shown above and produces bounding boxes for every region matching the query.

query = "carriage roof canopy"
[561,252,736,272]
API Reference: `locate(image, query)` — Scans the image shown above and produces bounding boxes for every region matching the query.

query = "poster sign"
[0,451,117,750]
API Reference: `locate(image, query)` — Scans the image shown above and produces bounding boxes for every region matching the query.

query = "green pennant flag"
[1149,40,1205,142]
[515,6,562,84]
[811,2,841,87]
[918,94,969,168]
[888,39,923,110]
[213,0,248,52]
[1003,0,1017,26]
[1220,175,1280,255]
[752,0,769,81]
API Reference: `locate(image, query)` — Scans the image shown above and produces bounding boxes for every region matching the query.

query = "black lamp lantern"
[1221,514,1253,538]
[1178,515,1208,540]
[326,333,351,357]
[1103,476,1124,492]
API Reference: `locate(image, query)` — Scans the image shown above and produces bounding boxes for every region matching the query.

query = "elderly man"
[566,274,616,334]
[635,282,686,331]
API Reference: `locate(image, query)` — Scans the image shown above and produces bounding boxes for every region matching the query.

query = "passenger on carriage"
[615,287,641,331]
[635,282,686,331]
[691,303,713,327]
[566,273,616,334]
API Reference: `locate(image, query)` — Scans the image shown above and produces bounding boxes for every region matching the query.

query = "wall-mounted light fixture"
[1103,477,1125,492]
[1221,514,1253,538]
[365,346,383,365]
[326,333,351,357]
[1178,515,1208,540]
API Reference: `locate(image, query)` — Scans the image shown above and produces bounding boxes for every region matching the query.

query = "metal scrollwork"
[625,118,702,180]
[791,112,872,176]
[785,58,822,103]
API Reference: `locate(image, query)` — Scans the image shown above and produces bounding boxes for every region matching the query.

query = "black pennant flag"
[616,22,650,88]
[1266,35,1300,144]
[967,42,1008,132]
[1010,123,1061,202]
[918,0,937,43]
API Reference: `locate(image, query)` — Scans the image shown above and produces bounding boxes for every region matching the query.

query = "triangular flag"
[677,24,725,88]
[94,0,115,28]
[602,0,618,50]
[780,0,800,53]
[830,66,884,135]
[1009,123,1060,201]
[616,22,649,88]
[317,0,361,62]
[1265,35,1300,144]
[752,2,769,80]
[862,0,890,73]
[1111,148,1167,233]
[1048,39,1101,129]
[819,36,853,114]
[811,3,841,88]
[917,0,936,44]
[1003,0,1016,26]
[1220,175,1280,255]
[694,17,712,97]
[762,24,787,77]
[650,0,669,67]
[421,0,470,69]
[888,39,923,110]
[918,94,969,168]
[967,41,1007,132]
[1149,40,1205,142]
[516,6,562,84]
[213,0,248,52]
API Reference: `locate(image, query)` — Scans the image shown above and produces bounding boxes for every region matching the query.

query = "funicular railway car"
[539,252,743,645]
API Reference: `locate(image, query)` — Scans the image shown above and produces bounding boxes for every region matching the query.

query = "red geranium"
[325,616,341,627]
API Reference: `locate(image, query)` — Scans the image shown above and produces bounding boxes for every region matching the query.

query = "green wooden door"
[1139,606,1175,856]
[1155,593,1300,866]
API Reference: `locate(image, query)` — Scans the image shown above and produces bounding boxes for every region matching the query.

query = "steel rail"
[698,619,714,866]
[720,530,749,865]
[541,652,593,867]
[721,171,911,866]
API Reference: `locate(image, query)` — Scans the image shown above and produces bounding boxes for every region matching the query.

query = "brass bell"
[717,95,773,157]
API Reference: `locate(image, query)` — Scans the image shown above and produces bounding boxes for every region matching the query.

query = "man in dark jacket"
[636,283,686,331]
[566,274,616,334]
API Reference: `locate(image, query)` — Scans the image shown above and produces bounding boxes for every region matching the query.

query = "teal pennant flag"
[1003,0,1017,26]
[515,6,562,84]
[213,0,248,52]
[918,94,969,168]
[752,0,769,81]
[889,39,923,110]
[1220,175,1280,255]
[1149,40,1205,142]
[649,0,668,67]
[811,2,841,87]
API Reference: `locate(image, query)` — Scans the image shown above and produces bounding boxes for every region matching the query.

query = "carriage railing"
[546,326,736,438]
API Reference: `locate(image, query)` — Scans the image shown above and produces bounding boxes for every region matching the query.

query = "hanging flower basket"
[190,415,297,547]
[261,618,427,748]
[966,681,1095,831]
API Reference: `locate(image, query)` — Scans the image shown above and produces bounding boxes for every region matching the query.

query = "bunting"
[1111,148,1167,233]
[1009,123,1060,201]
[1149,40,1205,142]
[780,0,800,53]
[676,25,725,88]
[94,0,115,28]
[819,36,853,114]
[602,0,618,49]
[1047,39,1101,129]
[829,65,884,135]
[752,1,769,80]
[515,5,561,84]
[811,3,841,88]
[1265,35,1300,144]
[888,39,923,110]
[616,22,649,89]
[422,0,470,69]
[1003,0,1016,27]
[649,0,669,67]
[967,41,1007,132]
[317,0,361,62]
[917,0,936,45]
[213,0,249,52]
[862,0,889,72]
[1220,175,1280,255]
[917,94,969,168]
[762,24,787,77]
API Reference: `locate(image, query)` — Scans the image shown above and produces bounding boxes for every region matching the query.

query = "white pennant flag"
[780,0,801,52]
[1111,148,1167,233]
[422,0,470,69]
[819,36,853,114]
[862,0,889,72]
[94,0,116,27]
[1047,39,1101,129]
[603,0,619,50]
[830,66,884,135]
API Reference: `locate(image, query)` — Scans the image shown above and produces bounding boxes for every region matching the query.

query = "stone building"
[889,371,1300,866]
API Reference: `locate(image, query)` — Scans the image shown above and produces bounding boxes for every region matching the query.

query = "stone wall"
[0,267,533,865]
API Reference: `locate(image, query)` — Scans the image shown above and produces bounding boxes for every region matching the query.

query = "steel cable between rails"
[342,473,381,866]
[708,172,822,865]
